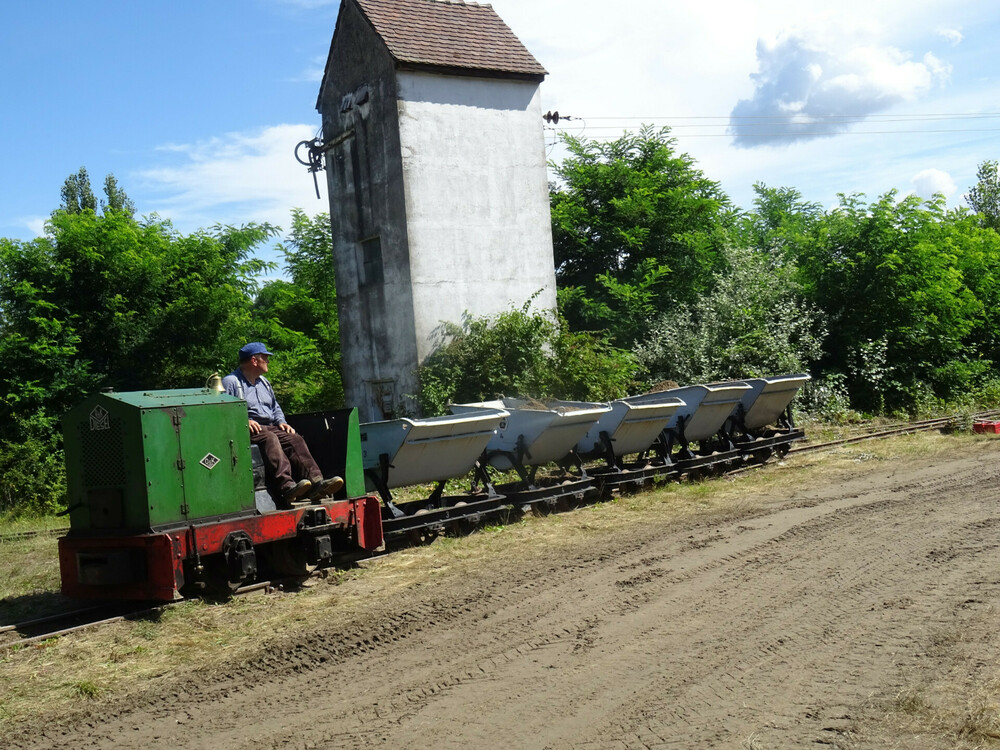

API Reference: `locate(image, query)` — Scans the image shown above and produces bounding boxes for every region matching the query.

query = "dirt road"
[21,441,1000,749]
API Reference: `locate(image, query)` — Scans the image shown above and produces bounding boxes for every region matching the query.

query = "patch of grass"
[960,685,1000,744]
[0,513,68,535]
[893,686,931,715]
[132,621,160,641]
[0,517,68,625]
[71,680,100,699]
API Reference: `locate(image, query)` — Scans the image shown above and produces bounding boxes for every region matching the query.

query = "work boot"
[307,475,344,501]
[281,478,313,503]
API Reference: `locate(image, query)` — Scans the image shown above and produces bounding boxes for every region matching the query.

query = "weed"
[960,693,1000,744]
[133,621,159,641]
[894,687,930,715]
[71,680,99,699]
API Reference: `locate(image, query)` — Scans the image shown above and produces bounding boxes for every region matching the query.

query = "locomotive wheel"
[199,554,244,598]
[264,539,316,578]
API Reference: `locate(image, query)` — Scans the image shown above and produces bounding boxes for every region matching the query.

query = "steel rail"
[0,527,70,543]
[803,409,1000,441]
[791,409,1000,455]
[0,604,161,651]
[0,578,292,652]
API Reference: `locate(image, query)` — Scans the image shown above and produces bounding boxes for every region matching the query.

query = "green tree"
[58,168,136,218]
[250,209,344,412]
[102,173,135,217]
[0,185,274,513]
[735,183,823,257]
[59,167,97,214]
[550,126,733,346]
[793,192,996,411]
[0,211,273,393]
[967,159,1000,232]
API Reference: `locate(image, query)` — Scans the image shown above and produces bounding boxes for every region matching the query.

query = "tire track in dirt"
[18,444,1000,750]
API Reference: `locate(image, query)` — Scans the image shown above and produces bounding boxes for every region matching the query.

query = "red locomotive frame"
[59,495,383,601]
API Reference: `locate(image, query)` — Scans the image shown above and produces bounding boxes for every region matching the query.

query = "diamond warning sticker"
[200,453,220,470]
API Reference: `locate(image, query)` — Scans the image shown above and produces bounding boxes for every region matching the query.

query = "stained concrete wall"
[318,4,557,421]
[396,72,557,363]
[319,0,418,421]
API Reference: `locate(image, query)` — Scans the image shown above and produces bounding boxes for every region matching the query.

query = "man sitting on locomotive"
[222,342,344,506]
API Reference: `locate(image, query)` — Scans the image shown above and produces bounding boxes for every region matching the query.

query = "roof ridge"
[349,0,546,79]
[412,0,493,6]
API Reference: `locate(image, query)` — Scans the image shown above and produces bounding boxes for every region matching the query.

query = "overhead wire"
[542,111,1000,140]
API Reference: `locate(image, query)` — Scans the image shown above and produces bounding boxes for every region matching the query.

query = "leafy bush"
[974,377,1000,404]
[792,192,1000,412]
[634,244,825,385]
[0,412,66,516]
[416,302,638,415]
[798,373,859,422]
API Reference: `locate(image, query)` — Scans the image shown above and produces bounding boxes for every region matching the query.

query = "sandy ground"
[15,441,1000,749]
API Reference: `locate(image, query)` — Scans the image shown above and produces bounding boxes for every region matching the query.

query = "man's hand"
[249,419,262,435]
[278,422,296,434]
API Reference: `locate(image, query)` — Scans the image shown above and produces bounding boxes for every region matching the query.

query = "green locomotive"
[58,388,383,600]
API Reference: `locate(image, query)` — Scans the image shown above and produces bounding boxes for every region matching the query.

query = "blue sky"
[3,1,1000,265]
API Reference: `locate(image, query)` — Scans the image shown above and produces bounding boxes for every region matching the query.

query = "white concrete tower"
[317,0,557,421]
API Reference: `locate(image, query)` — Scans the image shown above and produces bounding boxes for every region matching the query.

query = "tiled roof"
[354,0,547,79]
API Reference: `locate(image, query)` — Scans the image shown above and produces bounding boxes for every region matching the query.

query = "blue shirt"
[222,368,287,425]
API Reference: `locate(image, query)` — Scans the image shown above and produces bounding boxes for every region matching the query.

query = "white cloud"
[910,168,957,200]
[937,27,964,46]
[729,34,952,147]
[136,124,328,235]
[18,216,48,238]
[921,52,952,81]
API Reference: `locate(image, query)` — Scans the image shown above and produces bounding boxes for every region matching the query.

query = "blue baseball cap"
[239,342,273,362]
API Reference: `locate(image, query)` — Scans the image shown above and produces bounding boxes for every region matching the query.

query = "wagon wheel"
[407,507,441,545]
[402,526,439,546]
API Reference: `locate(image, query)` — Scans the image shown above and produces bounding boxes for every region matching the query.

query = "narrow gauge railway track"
[0,578,297,651]
[0,527,70,543]
[0,604,153,651]
[3,407,998,648]
[791,408,1000,455]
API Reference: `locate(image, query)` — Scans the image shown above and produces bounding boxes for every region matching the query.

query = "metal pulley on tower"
[295,138,326,199]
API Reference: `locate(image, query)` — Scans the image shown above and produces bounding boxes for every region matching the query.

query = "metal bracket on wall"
[295,129,356,199]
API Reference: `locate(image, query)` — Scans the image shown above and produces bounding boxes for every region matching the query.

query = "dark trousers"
[250,425,322,492]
